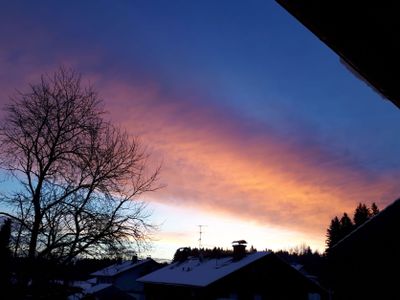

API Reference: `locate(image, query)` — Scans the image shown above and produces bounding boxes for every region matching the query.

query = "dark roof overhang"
[276,0,400,109]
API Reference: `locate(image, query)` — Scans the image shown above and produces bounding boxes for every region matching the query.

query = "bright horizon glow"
[1,1,400,261]
[144,201,326,261]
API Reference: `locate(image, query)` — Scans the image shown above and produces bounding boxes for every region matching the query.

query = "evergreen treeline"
[173,247,234,262]
[172,244,260,262]
[326,202,380,252]
[274,245,323,279]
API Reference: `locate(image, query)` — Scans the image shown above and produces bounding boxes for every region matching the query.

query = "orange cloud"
[0,20,398,253]
[98,79,400,244]
[1,59,397,249]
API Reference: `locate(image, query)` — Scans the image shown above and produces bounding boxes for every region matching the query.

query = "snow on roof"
[86,283,112,294]
[86,278,97,284]
[71,280,93,290]
[138,251,270,287]
[68,283,112,300]
[91,258,153,277]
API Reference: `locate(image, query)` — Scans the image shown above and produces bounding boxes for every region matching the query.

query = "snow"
[86,283,112,294]
[91,258,152,277]
[86,278,97,284]
[71,280,93,290]
[137,251,270,287]
[68,282,112,300]
[67,283,112,300]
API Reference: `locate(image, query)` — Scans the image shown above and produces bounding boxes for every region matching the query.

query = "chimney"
[232,240,247,260]
[131,255,138,264]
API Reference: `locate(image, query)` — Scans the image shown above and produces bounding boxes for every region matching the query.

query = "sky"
[1,1,400,260]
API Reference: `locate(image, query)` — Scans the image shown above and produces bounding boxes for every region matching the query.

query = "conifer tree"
[339,213,354,237]
[371,202,380,216]
[325,203,380,254]
[326,216,341,250]
[353,203,371,227]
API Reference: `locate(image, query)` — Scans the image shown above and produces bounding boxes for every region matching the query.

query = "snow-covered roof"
[86,278,97,284]
[91,258,153,277]
[68,283,112,300]
[137,251,270,287]
[70,280,93,290]
[86,283,112,294]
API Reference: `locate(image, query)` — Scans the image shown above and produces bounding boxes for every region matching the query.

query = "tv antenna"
[198,225,207,249]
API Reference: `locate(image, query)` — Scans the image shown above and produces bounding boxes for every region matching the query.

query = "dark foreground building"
[276,0,400,109]
[275,2,400,298]
[138,243,327,300]
[70,258,161,300]
[326,199,400,299]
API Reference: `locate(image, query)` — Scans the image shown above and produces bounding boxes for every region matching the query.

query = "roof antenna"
[198,225,207,249]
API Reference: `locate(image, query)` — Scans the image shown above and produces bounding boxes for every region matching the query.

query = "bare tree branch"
[0,67,160,263]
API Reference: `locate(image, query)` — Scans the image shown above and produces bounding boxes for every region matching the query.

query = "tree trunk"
[28,186,43,260]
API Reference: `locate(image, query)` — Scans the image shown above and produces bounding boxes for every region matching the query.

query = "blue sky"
[1,1,399,259]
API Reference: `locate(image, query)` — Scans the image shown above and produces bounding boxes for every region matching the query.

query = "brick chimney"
[232,240,247,260]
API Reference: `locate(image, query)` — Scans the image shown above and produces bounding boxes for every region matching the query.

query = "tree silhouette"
[339,213,354,237]
[371,202,380,216]
[172,247,233,262]
[0,67,160,264]
[326,202,380,253]
[326,216,341,250]
[353,203,370,227]
[325,213,353,253]
[0,219,12,291]
[0,218,11,254]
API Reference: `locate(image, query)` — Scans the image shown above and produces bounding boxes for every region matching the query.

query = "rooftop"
[91,258,153,277]
[276,0,400,109]
[138,251,270,287]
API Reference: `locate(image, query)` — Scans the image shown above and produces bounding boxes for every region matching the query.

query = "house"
[90,257,162,299]
[70,257,162,300]
[326,198,400,299]
[69,283,135,300]
[138,241,328,300]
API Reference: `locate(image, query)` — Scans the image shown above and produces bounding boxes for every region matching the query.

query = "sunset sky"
[1,1,400,259]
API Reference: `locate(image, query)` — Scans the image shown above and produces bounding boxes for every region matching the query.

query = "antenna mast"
[198,225,207,249]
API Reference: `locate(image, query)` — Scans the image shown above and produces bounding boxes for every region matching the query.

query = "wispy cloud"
[1,23,399,250]
[98,78,400,239]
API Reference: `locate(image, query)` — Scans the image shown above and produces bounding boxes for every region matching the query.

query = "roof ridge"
[331,198,400,249]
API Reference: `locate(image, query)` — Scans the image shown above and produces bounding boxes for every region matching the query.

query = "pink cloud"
[96,78,400,241]
[0,46,398,247]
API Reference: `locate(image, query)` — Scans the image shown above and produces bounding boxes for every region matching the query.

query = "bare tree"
[0,67,160,263]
